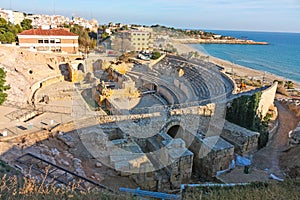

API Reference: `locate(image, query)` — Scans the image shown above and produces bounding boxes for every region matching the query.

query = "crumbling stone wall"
[221,121,260,155]
[131,138,193,192]
[191,136,234,178]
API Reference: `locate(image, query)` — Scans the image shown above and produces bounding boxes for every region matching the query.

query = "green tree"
[0,68,10,105]
[285,81,294,89]
[15,24,23,33]
[100,32,109,40]
[63,23,71,28]
[3,32,15,43]
[70,25,97,53]
[21,19,33,30]
[0,18,7,27]
[152,51,161,60]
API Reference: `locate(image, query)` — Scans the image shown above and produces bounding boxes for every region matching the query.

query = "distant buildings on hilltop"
[0,8,25,25]
[0,7,98,32]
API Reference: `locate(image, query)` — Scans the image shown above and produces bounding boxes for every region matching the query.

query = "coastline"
[170,41,300,89]
[172,38,268,45]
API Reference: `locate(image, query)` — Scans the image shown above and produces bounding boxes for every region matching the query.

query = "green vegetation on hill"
[20,19,33,30]
[226,92,269,149]
[0,67,10,105]
[70,25,97,53]
[0,17,33,43]
[151,24,235,40]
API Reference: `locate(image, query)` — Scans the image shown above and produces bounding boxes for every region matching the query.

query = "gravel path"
[253,101,299,177]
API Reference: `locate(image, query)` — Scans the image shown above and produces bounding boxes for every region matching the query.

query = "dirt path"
[253,101,299,177]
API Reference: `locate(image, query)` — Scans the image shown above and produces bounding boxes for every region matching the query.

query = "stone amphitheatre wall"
[220,70,238,94]
[173,79,194,101]
[221,121,260,155]
[157,86,177,104]
[30,75,64,101]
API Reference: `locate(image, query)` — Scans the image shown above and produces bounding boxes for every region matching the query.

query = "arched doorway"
[59,63,71,81]
[78,63,85,72]
[167,125,184,138]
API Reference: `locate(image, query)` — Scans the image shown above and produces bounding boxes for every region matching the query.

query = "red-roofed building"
[18,28,79,54]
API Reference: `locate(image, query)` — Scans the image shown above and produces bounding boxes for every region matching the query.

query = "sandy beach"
[171,41,300,89]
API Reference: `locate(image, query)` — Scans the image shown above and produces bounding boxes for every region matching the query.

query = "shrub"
[152,51,161,60]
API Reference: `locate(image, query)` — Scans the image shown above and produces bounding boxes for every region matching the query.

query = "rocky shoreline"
[173,38,268,45]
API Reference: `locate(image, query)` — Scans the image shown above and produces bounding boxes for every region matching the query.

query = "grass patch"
[0,174,133,200]
[183,180,300,200]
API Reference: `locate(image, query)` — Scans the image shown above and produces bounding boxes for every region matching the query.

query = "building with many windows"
[17,28,79,54]
[113,29,154,52]
[129,30,154,51]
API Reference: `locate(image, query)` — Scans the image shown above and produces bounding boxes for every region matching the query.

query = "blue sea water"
[190,30,300,83]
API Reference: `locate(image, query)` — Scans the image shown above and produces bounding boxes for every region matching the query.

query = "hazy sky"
[1,0,300,32]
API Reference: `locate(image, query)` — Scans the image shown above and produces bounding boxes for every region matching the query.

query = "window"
[55,39,61,43]
[44,40,49,43]
[38,40,43,43]
[142,34,145,36]
[138,38,140,41]
[50,39,55,43]
[142,38,145,41]
[133,43,136,45]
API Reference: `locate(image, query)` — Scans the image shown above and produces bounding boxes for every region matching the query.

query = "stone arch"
[162,120,186,139]
[78,63,85,72]
[167,125,184,138]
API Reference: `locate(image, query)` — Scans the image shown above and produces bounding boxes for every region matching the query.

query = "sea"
[190,30,300,83]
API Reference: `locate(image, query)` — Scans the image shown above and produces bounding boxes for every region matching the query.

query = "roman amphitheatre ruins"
[0,44,291,194]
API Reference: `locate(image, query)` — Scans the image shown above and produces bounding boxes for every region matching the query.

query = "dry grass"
[1,174,299,200]
[183,180,300,200]
[1,160,299,200]
[0,173,131,200]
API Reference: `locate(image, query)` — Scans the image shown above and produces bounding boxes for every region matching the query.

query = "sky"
[1,0,300,33]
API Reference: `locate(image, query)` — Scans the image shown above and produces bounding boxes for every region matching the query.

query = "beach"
[171,40,300,89]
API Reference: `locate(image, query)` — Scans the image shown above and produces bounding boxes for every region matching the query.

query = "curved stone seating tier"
[126,55,234,107]
[127,71,184,104]
[161,56,231,101]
